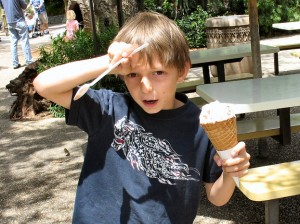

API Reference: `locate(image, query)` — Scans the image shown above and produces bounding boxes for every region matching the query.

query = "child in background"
[25,11,36,35]
[33,12,250,223]
[64,10,79,41]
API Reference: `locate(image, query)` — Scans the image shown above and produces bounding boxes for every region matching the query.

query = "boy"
[33,12,250,223]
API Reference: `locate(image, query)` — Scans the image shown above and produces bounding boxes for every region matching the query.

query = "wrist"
[222,171,235,185]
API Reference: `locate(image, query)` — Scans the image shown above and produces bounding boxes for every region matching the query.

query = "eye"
[127,73,138,78]
[153,71,164,76]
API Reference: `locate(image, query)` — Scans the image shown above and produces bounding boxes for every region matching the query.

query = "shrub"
[176,6,210,48]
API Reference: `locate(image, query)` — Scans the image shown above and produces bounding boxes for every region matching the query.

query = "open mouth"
[143,100,158,105]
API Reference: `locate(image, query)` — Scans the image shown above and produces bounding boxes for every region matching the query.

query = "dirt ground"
[1,26,300,223]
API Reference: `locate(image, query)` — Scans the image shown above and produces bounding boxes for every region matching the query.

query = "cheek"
[124,78,139,90]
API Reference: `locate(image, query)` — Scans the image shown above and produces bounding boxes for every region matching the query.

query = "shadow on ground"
[0,88,87,223]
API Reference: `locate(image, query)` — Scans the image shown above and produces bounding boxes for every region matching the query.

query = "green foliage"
[38,30,95,73]
[96,21,119,55]
[45,0,65,16]
[256,0,280,35]
[145,0,192,19]
[207,0,246,16]
[144,0,158,11]
[48,103,65,118]
[257,0,300,36]
[176,6,210,48]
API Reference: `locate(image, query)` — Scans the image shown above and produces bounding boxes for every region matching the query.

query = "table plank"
[272,21,300,31]
[239,160,300,201]
[190,44,279,84]
[196,75,300,114]
[190,43,279,65]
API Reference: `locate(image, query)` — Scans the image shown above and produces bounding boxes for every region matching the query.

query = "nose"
[141,76,153,93]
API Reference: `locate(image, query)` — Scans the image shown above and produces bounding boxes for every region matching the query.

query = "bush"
[257,0,300,36]
[45,0,65,16]
[38,30,94,73]
[176,6,210,48]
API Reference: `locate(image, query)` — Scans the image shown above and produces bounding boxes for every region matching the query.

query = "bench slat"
[239,160,300,201]
[176,72,253,93]
[237,113,300,141]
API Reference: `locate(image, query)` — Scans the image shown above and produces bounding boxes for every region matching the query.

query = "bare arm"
[204,142,250,206]
[33,42,138,109]
[33,55,110,109]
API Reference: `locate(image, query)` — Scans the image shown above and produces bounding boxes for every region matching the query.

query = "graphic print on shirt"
[111,117,200,185]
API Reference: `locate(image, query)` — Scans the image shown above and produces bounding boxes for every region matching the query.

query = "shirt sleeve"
[66,88,115,135]
[203,140,222,183]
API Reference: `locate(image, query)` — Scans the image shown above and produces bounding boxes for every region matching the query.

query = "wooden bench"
[176,71,253,93]
[239,160,300,224]
[181,73,253,108]
[237,113,300,141]
[273,42,300,75]
[267,21,300,75]
[262,25,300,75]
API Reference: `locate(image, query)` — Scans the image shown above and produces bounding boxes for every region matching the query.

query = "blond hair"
[113,11,190,73]
[66,10,76,20]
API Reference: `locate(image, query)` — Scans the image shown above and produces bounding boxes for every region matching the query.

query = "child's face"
[123,54,188,114]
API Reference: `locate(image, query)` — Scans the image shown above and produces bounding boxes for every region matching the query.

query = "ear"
[177,61,191,83]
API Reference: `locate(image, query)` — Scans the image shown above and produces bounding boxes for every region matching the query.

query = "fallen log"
[6,61,51,120]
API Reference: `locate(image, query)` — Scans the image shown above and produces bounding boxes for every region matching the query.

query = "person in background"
[0,0,32,69]
[25,11,36,35]
[28,0,49,35]
[63,10,79,42]
[33,12,250,223]
[0,0,2,41]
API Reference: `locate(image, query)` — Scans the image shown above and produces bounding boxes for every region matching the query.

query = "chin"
[143,107,161,114]
[139,104,161,114]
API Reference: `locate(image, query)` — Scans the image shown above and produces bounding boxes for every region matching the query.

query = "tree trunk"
[117,0,124,27]
[136,0,144,11]
[6,61,51,120]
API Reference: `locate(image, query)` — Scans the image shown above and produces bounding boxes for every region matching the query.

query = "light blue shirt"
[1,0,27,23]
[30,0,46,14]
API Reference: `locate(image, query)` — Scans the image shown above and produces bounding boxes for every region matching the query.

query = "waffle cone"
[201,116,238,151]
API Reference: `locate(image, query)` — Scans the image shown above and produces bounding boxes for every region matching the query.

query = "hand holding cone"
[200,101,239,186]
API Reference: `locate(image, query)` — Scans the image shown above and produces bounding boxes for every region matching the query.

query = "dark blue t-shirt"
[66,88,222,224]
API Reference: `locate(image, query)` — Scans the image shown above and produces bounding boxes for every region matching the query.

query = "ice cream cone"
[200,101,239,186]
[200,116,238,151]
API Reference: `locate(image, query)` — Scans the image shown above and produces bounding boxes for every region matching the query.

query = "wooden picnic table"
[196,74,300,145]
[270,21,300,75]
[190,43,279,84]
[272,21,300,31]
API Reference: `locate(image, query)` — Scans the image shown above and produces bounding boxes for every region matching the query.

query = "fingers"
[108,42,137,65]
[107,42,139,75]
[215,141,251,178]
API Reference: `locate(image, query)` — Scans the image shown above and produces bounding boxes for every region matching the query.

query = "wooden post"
[117,0,124,28]
[248,0,262,78]
[88,0,99,55]
[249,0,268,158]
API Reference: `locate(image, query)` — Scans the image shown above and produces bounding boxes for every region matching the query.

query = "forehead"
[132,53,163,69]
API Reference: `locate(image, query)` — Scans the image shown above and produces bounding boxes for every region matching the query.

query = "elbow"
[208,197,230,207]
[33,75,49,98]
[211,200,228,207]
